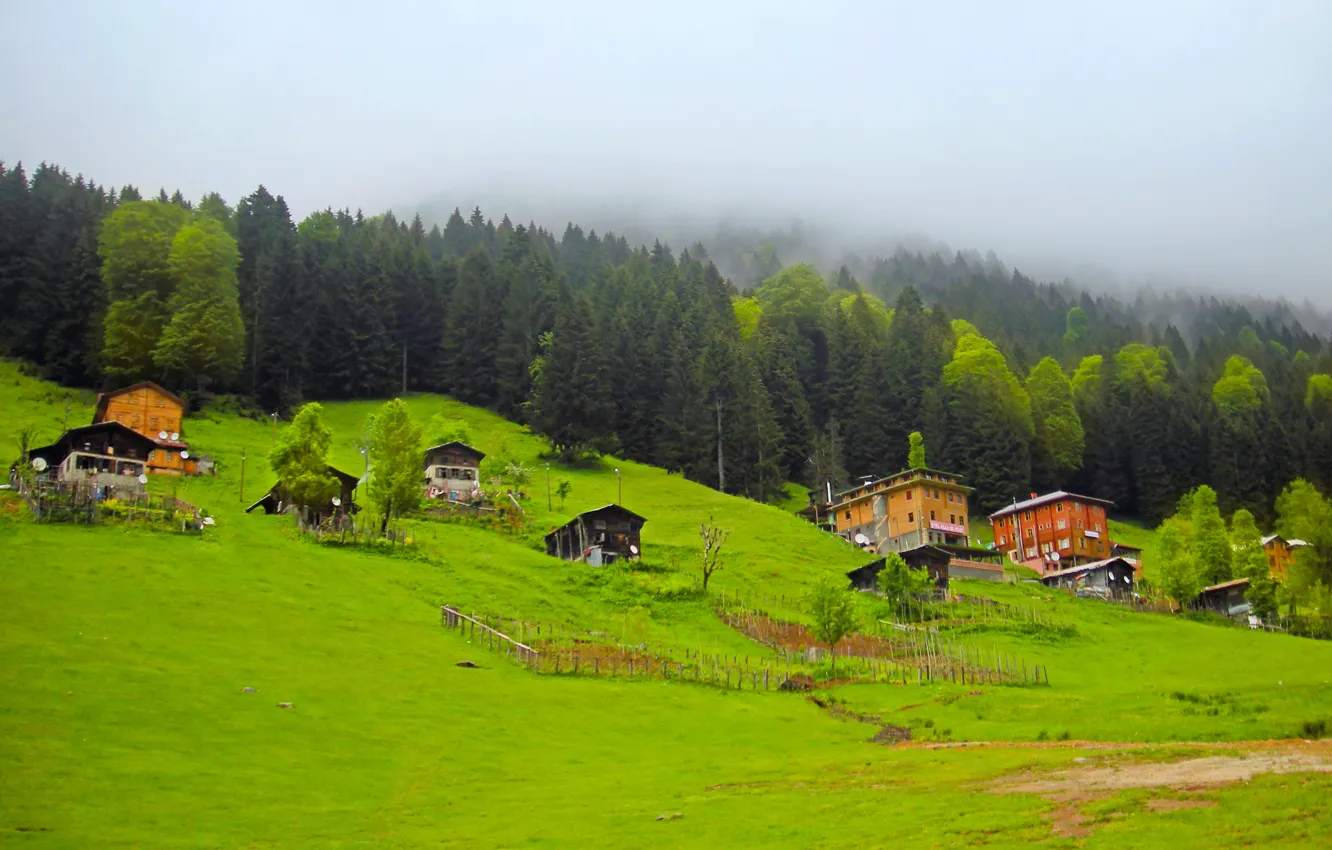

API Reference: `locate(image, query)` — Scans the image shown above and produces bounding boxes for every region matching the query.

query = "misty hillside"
[413,197,1332,342]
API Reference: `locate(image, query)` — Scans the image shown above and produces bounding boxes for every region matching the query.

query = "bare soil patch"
[990,752,1332,795]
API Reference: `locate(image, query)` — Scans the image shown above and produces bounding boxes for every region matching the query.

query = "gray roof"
[1038,557,1135,581]
[990,490,1115,520]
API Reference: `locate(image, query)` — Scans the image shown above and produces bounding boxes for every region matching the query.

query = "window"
[150,417,159,430]
[947,492,954,503]
[905,491,912,501]
[930,510,936,521]
[1025,511,1033,521]
[1057,519,1066,530]
[950,515,955,524]
[1056,503,1064,513]
[907,512,914,523]
[1058,537,1071,550]
[155,395,165,407]
[845,511,852,520]
[934,489,941,499]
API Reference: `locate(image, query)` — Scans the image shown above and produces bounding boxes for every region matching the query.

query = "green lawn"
[4,360,1332,847]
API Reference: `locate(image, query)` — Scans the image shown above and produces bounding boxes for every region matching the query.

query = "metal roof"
[1037,557,1134,581]
[989,490,1116,520]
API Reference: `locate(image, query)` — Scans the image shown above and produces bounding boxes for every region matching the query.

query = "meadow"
[3,359,1332,847]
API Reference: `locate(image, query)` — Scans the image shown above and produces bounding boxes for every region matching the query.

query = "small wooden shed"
[544,504,646,566]
[1038,557,1137,599]
[1193,578,1251,617]
[246,465,359,523]
[846,545,950,592]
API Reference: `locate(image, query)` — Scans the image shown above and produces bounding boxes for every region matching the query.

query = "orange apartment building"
[990,491,1113,574]
[1261,535,1307,582]
[92,381,197,475]
[830,468,973,552]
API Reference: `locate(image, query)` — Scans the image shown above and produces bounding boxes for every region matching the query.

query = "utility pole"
[615,468,622,506]
[239,447,246,502]
[546,464,552,511]
[270,412,277,447]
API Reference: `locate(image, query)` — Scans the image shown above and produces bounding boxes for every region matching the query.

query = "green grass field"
[4,360,1332,847]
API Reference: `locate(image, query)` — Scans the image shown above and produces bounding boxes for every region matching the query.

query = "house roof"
[93,381,187,421]
[544,504,648,539]
[28,421,159,465]
[1261,534,1309,548]
[423,441,486,463]
[1038,557,1135,582]
[1200,578,1249,593]
[846,557,887,581]
[831,468,973,505]
[989,490,1116,520]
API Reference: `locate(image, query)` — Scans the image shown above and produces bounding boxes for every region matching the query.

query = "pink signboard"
[929,520,966,535]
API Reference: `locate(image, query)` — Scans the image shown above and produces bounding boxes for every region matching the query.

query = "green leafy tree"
[1062,306,1088,347]
[875,552,933,613]
[1026,357,1085,489]
[1276,479,1332,613]
[555,478,572,510]
[268,403,338,514]
[367,398,424,533]
[1152,524,1200,610]
[99,200,190,379]
[1230,508,1278,620]
[427,414,472,447]
[153,217,245,390]
[1189,485,1233,585]
[907,431,926,470]
[808,576,858,678]
[936,333,1034,511]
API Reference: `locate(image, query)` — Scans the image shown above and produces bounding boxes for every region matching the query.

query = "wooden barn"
[422,441,485,501]
[544,504,646,566]
[1038,557,1137,599]
[1193,578,1251,617]
[246,465,359,523]
[26,422,157,494]
[846,544,950,592]
[93,381,197,476]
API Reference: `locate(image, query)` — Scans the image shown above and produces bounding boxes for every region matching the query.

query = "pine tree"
[527,292,613,460]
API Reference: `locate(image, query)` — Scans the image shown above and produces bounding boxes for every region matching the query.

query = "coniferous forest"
[3,160,1332,525]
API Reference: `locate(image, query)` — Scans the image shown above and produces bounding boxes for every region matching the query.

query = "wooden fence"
[10,471,200,530]
[439,604,1048,689]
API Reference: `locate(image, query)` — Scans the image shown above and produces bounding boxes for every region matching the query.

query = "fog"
[3,1,1330,301]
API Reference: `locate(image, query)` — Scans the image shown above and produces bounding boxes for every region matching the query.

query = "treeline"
[2,159,1331,522]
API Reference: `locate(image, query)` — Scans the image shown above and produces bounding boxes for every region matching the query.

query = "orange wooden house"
[1261,535,1307,582]
[830,468,973,552]
[989,491,1114,574]
[92,381,197,475]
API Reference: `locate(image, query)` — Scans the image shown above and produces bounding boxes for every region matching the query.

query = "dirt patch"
[991,753,1332,795]
[1146,798,1218,813]
[871,725,913,745]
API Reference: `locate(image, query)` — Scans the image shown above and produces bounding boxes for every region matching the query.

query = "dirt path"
[974,739,1332,839]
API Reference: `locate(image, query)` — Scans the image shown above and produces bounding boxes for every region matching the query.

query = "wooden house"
[1038,557,1137,599]
[422,441,485,501]
[1193,578,1251,617]
[26,422,157,495]
[830,468,973,553]
[989,491,1114,574]
[92,381,197,476]
[245,465,359,524]
[944,545,1007,583]
[544,504,646,566]
[1260,535,1307,582]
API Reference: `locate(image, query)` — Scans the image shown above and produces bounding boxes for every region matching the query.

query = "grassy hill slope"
[4,361,1332,847]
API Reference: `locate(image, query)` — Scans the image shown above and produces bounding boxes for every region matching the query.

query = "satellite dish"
[31,457,48,472]
[331,496,342,507]
[170,432,179,442]
[179,450,189,459]
[630,544,639,555]
[138,474,148,484]
[854,533,869,545]
[158,430,168,440]
[1050,552,1061,562]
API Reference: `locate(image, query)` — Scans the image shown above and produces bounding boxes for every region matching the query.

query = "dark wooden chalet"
[246,465,359,523]
[846,545,950,592]
[1038,557,1137,599]
[1192,578,1251,617]
[26,422,158,493]
[544,504,646,566]
[423,441,486,501]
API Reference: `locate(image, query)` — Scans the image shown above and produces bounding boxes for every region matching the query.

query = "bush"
[1299,719,1327,739]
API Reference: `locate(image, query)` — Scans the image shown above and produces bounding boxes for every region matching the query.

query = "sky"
[3,0,1330,300]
